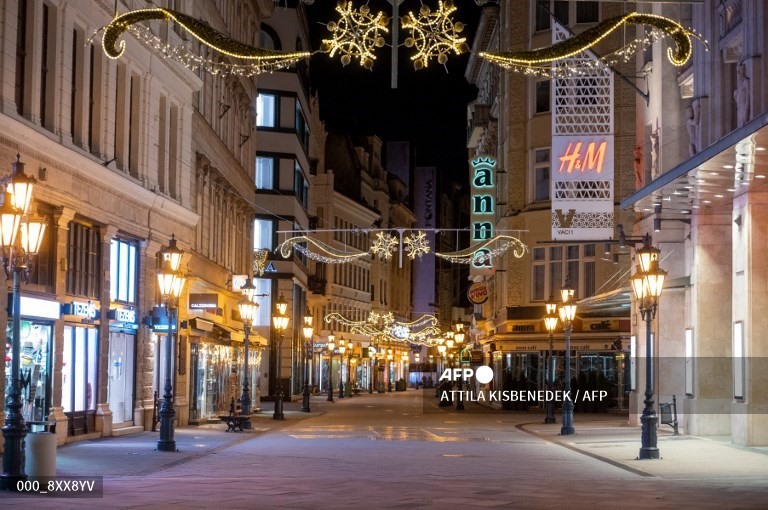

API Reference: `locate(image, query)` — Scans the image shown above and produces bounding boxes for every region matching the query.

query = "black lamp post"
[630,235,666,460]
[346,341,353,396]
[301,308,313,412]
[455,324,466,411]
[156,235,186,452]
[543,296,559,424]
[237,292,258,426]
[368,345,376,394]
[1,155,47,490]
[326,332,335,402]
[558,278,577,436]
[272,293,289,420]
[338,339,346,399]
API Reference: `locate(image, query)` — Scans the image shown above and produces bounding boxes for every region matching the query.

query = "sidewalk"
[519,416,768,482]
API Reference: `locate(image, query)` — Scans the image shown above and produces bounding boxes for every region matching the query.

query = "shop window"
[66,222,101,299]
[110,238,138,304]
[61,326,98,425]
[7,320,53,421]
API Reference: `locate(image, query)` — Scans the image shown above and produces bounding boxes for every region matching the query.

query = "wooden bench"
[218,414,251,432]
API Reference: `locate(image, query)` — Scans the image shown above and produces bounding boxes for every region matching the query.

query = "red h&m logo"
[558,141,607,174]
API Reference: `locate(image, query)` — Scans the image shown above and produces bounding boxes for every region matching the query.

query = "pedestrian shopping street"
[2,390,767,509]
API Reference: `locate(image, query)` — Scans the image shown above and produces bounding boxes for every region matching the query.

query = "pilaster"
[94,225,118,437]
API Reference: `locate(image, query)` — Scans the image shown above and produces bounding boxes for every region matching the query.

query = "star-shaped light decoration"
[404,231,431,260]
[401,0,469,70]
[370,232,398,260]
[253,249,269,276]
[320,1,389,69]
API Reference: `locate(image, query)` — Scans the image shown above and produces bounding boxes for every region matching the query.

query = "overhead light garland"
[401,0,469,70]
[324,311,442,345]
[277,236,368,264]
[435,235,528,264]
[480,12,707,77]
[320,1,389,69]
[98,8,310,76]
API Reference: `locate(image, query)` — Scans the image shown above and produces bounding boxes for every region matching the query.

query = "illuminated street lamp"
[327,332,335,402]
[301,308,313,412]
[368,344,376,394]
[272,294,289,420]
[1,156,47,490]
[156,235,186,452]
[631,235,667,459]
[237,294,259,425]
[454,323,466,411]
[558,278,577,436]
[347,341,354,395]
[543,296,559,424]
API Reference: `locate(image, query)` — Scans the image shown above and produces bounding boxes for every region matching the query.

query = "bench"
[218,414,252,432]
[659,395,680,436]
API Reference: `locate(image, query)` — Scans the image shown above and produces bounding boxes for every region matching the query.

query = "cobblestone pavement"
[1,390,767,509]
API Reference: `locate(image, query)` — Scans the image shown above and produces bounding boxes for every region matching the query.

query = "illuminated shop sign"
[470,156,496,269]
[107,307,138,328]
[557,141,607,174]
[189,293,219,309]
[61,301,100,321]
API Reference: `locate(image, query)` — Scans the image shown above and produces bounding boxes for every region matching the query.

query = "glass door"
[107,331,135,424]
[62,325,99,435]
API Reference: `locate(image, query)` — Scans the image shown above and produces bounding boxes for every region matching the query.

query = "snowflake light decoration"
[320,1,389,70]
[401,0,469,70]
[370,232,398,260]
[253,249,269,276]
[404,231,431,260]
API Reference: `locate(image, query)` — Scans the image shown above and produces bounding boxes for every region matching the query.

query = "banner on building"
[551,23,614,241]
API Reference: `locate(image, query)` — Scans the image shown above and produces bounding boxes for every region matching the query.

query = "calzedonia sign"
[470,156,496,270]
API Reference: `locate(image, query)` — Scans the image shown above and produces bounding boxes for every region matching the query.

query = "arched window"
[259,24,281,50]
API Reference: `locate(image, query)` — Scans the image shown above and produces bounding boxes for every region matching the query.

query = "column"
[51,207,76,446]
[94,225,118,436]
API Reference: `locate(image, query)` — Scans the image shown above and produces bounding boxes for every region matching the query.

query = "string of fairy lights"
[274,229,529,266]
[324,311,444,346]
[97,2,706,78]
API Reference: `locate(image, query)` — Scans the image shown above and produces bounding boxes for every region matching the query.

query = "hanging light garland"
[320,1,389,69]
[435,235,528,264]
[401,0,469,70]
[324,311,442,345]
[480,12,707,77]
[277,236,368,264]
[98,8,310,76]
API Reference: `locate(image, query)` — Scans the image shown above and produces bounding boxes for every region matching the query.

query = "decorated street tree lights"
[301,308,314,412]
[630,235,667,459]
[237,291,259,425]
[543,296,559,424]
[272,294,289,420]
[327,332,336,402]
[1,155,47,490]
[558,278,577,436]
[156,235,186,452]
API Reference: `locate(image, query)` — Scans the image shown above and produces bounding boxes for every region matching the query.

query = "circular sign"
[467,282,489,304]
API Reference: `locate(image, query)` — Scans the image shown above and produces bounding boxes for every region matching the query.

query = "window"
[66,222,101,299]
[295,100,309,151]
[531,244,596,300]
[259,24,281,50]
[252,278,272,327]
[256,93,277,128]
[553,1,569,25]
[576,2,599,24]
[535,81,550,114]
[253,218,274,250]
[535,0,550,31]
[533,148,550,202]
[255,156,275,189]
[294,162,308,207]
[110,238,138,304]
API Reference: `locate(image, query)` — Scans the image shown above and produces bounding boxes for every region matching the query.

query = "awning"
[577,288,631,318]
[620,114,768,215]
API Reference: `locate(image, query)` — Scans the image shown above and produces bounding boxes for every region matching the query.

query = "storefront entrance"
[62,325,99,435]
[107,331,135,424]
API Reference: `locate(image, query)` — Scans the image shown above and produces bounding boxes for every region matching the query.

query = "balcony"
[467,104,492,148]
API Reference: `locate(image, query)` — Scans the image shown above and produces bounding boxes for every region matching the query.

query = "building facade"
[0,0,272,447]
[465,1,635,410]
[623,0,768,445]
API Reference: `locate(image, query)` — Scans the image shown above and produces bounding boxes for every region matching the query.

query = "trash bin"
[26,421,56,477]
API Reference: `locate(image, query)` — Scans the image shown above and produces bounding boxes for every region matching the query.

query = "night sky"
[305,1,481,178]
